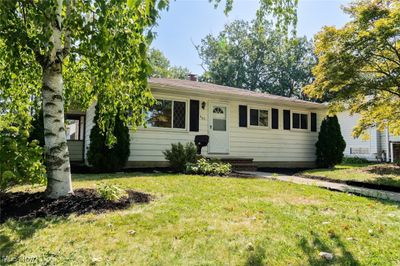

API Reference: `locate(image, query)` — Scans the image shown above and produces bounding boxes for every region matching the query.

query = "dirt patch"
[366,164,400,175]
[0,188,152,223]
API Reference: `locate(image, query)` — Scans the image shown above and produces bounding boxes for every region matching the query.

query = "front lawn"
[1,173,400,265]
[300,163,400,189]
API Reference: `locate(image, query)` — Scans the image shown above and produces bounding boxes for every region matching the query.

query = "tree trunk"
[42,0,73,198]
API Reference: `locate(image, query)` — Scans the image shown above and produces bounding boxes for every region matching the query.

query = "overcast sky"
[152,0,351,75]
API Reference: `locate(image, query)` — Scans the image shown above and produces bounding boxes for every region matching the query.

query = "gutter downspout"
[386,126,391,162]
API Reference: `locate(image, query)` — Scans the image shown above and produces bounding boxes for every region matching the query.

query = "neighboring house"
[67,78,327,169]
[337,111,400,162]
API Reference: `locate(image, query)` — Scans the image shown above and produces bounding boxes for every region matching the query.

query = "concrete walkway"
[238,171,400,203]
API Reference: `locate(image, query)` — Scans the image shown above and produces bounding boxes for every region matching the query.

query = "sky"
[152,0,352,75]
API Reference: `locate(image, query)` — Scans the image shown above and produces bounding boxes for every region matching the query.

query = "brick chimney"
[187,73,197,81]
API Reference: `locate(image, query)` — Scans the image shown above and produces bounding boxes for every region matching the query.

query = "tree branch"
[63,0,72,58]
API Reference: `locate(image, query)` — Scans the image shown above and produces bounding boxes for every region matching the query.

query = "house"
[66,78,328,169]
[338,112,400,163]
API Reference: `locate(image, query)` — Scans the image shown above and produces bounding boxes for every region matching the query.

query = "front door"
[208,104,229,154]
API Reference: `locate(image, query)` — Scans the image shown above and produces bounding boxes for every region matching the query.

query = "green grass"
[301,163,400,188]
[1,173,400,265]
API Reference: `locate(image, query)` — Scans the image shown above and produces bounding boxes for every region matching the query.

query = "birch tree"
[0,0,297,199]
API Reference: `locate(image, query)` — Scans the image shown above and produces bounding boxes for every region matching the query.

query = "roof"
[149,78,326,109]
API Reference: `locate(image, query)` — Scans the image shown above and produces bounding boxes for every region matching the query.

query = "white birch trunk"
[42,0,73,198]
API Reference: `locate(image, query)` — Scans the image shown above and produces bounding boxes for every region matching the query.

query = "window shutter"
[239,105,247,127]
[311,112,317,132]
[283,110,291,130]
[190,100,199,132]
[271,108,279,129]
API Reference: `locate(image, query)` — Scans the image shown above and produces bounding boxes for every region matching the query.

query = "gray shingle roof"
[149,78,326,109]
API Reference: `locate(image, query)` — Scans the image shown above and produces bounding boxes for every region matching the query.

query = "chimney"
[187,73,197,82]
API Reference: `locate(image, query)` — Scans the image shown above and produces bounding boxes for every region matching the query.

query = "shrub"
[0,125,46,194]
[316,115,346,168]
[186,158,232,176]
[87,106,130,172]
[163,142,197,172]
[97,183,127,201]
[342,156,370,164]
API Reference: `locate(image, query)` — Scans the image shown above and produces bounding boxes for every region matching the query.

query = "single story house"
[337,112,400,163]
[66,78,328,169]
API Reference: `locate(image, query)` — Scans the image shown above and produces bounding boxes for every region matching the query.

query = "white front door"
[208,103,229,154]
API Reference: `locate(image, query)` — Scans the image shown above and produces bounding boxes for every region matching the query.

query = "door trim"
[208,102,230,154]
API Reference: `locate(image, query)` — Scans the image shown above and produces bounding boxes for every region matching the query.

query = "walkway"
[238,171,400,203]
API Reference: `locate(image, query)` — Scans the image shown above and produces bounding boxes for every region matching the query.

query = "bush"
[97,183,127,201]
[342,156,370,164]
[87,106,130,172]
[163,142,197,172]
[186,158,232,176]
[316,115,346,168]
[0,125,46,194]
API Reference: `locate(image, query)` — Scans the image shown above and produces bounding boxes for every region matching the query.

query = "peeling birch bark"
[42,0,73,198]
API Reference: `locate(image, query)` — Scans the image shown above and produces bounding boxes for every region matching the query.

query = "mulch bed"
[0,188,152,223]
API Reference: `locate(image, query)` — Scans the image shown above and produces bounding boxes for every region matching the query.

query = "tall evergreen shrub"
[87,106,130,172]
[316,115,346,168]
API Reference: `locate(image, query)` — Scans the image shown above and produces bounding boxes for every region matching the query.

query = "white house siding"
[84,103,96,161]
[123,88,326,168]
[337,112,380,161]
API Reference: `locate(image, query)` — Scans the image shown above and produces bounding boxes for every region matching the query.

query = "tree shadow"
[245,244,267,266]
[298,231,360,265]
[72,172,167,182]
[0,217,65,264]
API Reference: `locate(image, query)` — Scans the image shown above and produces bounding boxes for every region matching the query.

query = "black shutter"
[311,112,317,132]
[239,105,247,127]
[272,108,279,129]
[283,110,291,130]
[189,100,199,132]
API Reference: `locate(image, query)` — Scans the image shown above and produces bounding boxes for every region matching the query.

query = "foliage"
[0,120,46,194]
[148,48,190,79]
[29,108,45,148]
[197,19,316,98]
[316,115,346,168]
[87,106,130,173]
[186,158,232,176]
[304,0,400,137]
[97,183,127,201]
[163,142,197,172]
[342,156,370,164]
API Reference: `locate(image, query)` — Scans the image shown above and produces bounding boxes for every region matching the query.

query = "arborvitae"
[87,106,130,172]
[315,115,346,168]
[29,108,45,147]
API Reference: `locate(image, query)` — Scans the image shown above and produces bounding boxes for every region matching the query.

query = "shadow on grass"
[245,245,267,266]
[299,232,360,265]
[72,172,168,182]
[0,218,65,264]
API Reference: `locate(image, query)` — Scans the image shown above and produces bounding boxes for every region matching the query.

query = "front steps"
[219,158,257,171]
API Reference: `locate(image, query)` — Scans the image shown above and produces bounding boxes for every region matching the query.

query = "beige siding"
[67,141,84,161]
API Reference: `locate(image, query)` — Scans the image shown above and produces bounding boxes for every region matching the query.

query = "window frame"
[291,110,310,131]
[143,96,189,131]
[247,106,271,129]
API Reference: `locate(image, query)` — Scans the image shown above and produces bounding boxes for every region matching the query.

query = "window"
[66,115,85,140]
[212,106,227,131]
[292,112,308,130]
[146,99,186,129]
[350,147,369,154]
[249,108,269,127]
